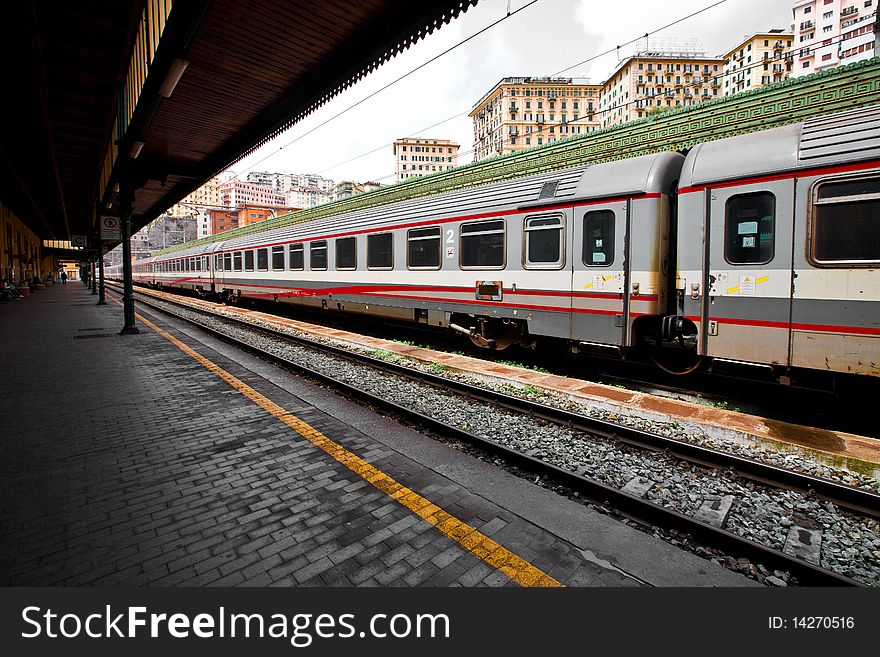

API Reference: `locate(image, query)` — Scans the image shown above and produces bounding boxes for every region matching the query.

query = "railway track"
[108,282,880,586]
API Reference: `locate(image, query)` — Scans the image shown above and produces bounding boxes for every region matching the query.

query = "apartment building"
[246,171,335,195]
[598,51,724,128]
[722,31,794,95]
[393,138,459,181]
[332,181,363,200]
[791,0,877,76]
[206,205,296,235]
[469,77,601,162]
[218,179,286,208]
[161,175,222,239]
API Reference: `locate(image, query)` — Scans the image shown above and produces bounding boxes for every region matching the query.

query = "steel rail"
[109,284,871,585]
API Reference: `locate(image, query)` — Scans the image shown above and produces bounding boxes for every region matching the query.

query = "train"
[109,105,880,387]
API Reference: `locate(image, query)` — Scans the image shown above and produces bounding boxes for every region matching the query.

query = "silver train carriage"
[675,105,880,380]
[116,105,879,382]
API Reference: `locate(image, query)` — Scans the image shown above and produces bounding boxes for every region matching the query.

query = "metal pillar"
[119,194,140,335]
[97,248,106,305]
[90,255,97,295]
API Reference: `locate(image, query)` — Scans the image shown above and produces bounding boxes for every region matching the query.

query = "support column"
[90,254,97,295]
[97,247,106,305]
[120,193,140,335]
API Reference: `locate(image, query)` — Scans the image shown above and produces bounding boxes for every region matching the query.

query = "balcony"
[774,40,786,49]
[841,6,858,17]
[800,20,814,31]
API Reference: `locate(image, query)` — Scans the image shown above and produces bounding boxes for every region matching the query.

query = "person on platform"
[60,271,67,284]
[1,278,21,301]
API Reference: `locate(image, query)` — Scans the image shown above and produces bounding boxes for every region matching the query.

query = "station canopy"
[0,0,480,243]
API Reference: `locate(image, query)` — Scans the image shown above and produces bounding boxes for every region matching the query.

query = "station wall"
[0,200,48,283]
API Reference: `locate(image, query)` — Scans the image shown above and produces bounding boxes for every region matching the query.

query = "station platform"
[0,283,753,587]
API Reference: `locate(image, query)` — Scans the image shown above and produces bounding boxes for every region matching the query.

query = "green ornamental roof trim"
[157,56,880,256]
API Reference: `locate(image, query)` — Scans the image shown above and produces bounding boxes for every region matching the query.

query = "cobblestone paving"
[0,285,637,587]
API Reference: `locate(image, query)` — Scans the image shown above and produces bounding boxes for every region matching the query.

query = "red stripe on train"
[678,159,880,194]
[684,315,880,336]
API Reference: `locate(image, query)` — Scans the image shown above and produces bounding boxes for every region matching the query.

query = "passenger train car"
[113,106,880,384]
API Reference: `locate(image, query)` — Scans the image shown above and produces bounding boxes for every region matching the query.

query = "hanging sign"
[100,215,121,240]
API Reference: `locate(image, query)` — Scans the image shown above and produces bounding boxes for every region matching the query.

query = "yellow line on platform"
[115,298,562,587]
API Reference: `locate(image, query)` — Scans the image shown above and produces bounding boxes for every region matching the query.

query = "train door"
[570,200,628,346]
[703,180,795,366]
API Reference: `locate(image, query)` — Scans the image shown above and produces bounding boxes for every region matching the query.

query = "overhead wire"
[315,0,730,179]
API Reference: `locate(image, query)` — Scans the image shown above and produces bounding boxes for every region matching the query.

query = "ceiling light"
[130,141,145,159]
[159,59,189,98]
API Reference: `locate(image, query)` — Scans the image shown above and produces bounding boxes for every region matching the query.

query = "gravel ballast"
[135,291,880,586]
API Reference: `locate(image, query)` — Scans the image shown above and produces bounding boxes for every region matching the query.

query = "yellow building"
[393,138,459,181]
[598,52,724,128]
[469,77,601,162]
[165,175,224,238]
[722,31,793,96]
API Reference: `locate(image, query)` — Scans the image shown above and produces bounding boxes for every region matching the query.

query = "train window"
[310,240,328,270]
[336,237,356,270]
[583,210,615,266]
[407,227,441,269]
[725,192,775,265]
[223,253,232,271]
[195,258,201,272]
[461,220,505,269]
[367,233,393,269]
[233,252,242,271]
[215,255,221,271]
[257,248,269,271]
[244,250,254,271]
[811,176,880,264]
[272,245,285,271]
[524,215,564,268]
[289,243,304,270]
[190,258,196,270]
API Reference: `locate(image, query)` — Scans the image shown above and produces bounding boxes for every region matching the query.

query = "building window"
[460,220,505,269]
[725,192,775,264]
[257,248,269,271]
[583,210,615,266]
[407,227,441,269]
[524,214,564,268]
[310,240,327,270]
[289,243,304,270]
[336,237,356,270]
[811,176,880,264]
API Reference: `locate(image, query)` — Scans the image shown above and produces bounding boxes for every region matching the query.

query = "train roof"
[680,104,880,188]
[145,151,683,261]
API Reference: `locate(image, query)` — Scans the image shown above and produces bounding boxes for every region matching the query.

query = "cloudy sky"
[228,0,794,185]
